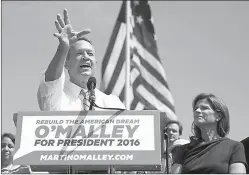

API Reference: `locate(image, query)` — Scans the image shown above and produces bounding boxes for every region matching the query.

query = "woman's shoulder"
[220,137,243,147]
[214,138,246,154]
[7,165,31,174]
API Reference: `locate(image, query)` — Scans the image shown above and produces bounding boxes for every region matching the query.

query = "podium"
[13,110,169,173]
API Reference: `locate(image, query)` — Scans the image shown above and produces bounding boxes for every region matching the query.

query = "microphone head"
[87,77,96,90]
[164,127,168,136]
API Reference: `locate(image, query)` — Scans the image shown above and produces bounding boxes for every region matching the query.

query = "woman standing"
[1,133,31,174]
[171,93,247,173]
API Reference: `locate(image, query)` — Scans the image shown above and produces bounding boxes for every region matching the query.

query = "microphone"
[164,127,169,174]
[87,77,96,110]
[86,76,125,111]
[164,127,168,139]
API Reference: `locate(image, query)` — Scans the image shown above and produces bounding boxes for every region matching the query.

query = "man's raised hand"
[53,9,91,47]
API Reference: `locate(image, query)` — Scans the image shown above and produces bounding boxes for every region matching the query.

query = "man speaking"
[35,8,125,174]
[37,9,125,111]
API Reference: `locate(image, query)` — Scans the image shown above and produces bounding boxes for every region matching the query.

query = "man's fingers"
[57,14,65,28]
[63,9,70,25]
[55,21,62,33]
[76,29,91,38]
[53,33,60,38]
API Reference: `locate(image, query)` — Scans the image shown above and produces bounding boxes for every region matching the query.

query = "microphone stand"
[92,103,124,174]
[89,100,95,110]
[107,165,115,174]
[164,133,169,174]
[68,165,73,174]
[93,103,125,111]
[89,82,95,111]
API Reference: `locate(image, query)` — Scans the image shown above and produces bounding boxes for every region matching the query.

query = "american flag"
[101,0,177,120]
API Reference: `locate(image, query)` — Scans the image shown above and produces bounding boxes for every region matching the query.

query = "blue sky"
[2,1,249,141]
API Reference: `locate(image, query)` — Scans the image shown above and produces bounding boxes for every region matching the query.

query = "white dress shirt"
[37,70,125,111]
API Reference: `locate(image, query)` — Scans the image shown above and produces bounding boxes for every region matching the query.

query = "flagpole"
[125,0,131,110]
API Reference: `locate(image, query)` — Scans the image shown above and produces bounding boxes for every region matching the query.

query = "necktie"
[79,90,90,111]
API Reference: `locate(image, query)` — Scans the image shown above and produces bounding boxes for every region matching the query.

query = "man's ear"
[65,60,69,70]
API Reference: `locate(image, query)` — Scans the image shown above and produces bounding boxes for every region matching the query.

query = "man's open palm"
[53,9,90,47]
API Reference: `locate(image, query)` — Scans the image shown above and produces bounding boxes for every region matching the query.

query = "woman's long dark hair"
[1,133,15,144]
[190,93,230,144]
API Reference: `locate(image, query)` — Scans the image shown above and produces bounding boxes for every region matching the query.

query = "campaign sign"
[13,110,162,166]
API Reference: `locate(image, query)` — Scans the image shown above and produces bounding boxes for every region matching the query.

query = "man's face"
[166,123,180,143]
[66,40,96,85]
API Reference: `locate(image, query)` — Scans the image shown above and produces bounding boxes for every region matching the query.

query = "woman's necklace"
[200,136,222,145]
